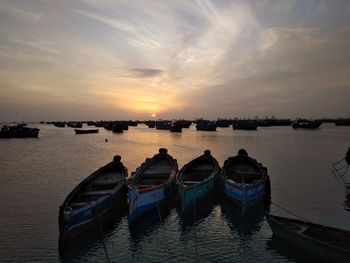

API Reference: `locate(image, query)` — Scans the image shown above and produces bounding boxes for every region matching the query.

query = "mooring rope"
[270,201,310,223]
[156,202,171,261]
[193,199,199,262]
[97,212,111,263]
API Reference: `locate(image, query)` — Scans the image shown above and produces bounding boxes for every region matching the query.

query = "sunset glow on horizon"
[0,0,350,121]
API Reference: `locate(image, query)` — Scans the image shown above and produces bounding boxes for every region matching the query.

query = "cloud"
[0,0,350,121]
[0,1,42,22]
[129,68,163,78]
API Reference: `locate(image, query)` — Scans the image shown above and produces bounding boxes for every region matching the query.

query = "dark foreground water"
[0,123,349,262]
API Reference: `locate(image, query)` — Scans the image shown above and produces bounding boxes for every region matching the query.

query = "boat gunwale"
[224,176,267,189]
[128,150,178,192]
[176,152,220,189]
[222,155,268,187]
[62,160,127,210]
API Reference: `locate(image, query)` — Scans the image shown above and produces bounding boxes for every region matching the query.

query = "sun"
[151,113,156,118]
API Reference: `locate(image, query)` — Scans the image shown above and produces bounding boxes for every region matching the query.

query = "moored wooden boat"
[292,120,321,129]
[170,121,183,132]
[266,214,350,262]
[58,155,127,240]
[0,124,39,138]
[176,150,220,211]
[196,120,217,131]
[232,120,258,130]
[128,148,178,223]
[220,149,270,211]
[74,129,99,134]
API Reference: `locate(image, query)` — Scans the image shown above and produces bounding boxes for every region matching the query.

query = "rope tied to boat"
[95,201,110,263]
[193,199,200,262]
[332,148,350,176]
[270,201,310,223]
[156,202,171,262]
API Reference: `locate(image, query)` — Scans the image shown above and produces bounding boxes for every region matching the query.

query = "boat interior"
[226,164,263,184]
[136,159,173,189]
[182,163,215,186]
[69,168,124,209]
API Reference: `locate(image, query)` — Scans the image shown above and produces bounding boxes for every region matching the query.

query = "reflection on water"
[178,194,218,233]
[220,201,265,238]
[266,235,328,263]
[59,212,126,262]
[128,199,175,246]
[0,124,350,262]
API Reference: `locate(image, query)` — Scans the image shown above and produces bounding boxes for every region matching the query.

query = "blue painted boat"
[59,155,127,240]
[221,149,270,211]
[266,214,350,262]
[128,148,178,224]
[176,150,220,211]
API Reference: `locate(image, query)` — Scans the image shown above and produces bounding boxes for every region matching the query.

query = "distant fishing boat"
[0,124,39,138]
[196,120,217,131]
[128,148,178,223]
[266,214,350,262]
[292,120,321,129]
[176,150,220,211]
[221,149,270,211]
[170,121,182,132]
[59,155,127,240]
[232,120,258,130]
[74,129,99,134]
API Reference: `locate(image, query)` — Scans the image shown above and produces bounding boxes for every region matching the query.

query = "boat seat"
[70,202,91,208]
[91,180,120,187]
[233,171,260,176]
[141,173,170,179]
[191,164,214,170]
[183,181,199,185]
[137,184,155,188]
[80,190,112,196]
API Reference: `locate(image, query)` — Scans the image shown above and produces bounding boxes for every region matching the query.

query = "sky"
[0,0,350,121]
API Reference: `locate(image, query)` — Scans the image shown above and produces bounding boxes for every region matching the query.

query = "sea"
[0,123,349,262]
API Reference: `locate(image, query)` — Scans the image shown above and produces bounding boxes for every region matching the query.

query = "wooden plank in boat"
[141,173,170,179]
[191,164,214,170]
[143,166,172,174]
[183,181,199,185]
[70,202,91,208]
[80,190,112,196]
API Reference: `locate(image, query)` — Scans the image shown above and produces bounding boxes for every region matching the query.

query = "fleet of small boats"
[127,148,178,223]
[59,155,127,240]
[57,144,350,261]
[266,214,350,262]
[176,150,220,211]
[220,149,270,211]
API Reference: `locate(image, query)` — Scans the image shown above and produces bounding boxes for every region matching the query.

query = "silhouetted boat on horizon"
[0,124,39,138]
[232,120,258,130]
[74,129,99,134]
[292,120,321,129]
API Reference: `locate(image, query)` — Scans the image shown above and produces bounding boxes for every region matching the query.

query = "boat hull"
[128,184,171,223]
[74,129,99,134]
[223,179,267,210]
[59,185,126,240]
[267,215,350,262]
[178,179,215,211]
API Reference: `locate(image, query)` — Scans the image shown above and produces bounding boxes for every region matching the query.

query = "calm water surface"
[0,123,349,262]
